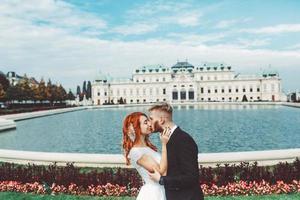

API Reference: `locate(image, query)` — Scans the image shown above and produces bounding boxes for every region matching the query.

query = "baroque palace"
[92,61,283,105]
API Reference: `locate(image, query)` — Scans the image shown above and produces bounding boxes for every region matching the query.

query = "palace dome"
[171,61,194,69]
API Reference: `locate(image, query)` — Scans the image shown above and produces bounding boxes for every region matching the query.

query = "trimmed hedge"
[1,158,299,188]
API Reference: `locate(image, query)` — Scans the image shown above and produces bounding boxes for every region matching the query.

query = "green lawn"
[1,192,300,200]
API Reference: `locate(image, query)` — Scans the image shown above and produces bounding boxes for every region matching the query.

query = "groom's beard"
[153,121,163,133]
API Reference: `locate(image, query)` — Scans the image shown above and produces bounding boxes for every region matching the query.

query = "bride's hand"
[160,127,170,145]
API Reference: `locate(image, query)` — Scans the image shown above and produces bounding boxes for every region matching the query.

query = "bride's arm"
[137,142,167,176]
[137,128,170,175]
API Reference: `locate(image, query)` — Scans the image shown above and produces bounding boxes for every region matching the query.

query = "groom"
[148,103,204,200]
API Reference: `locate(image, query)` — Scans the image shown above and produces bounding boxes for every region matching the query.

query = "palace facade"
[92,61,283,105]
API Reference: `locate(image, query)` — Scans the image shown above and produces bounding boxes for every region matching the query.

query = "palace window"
[163,88,166,95]
[172,90,178,100]
[201,87,204,93]
[188,90,194,100]
[180,90,186,100]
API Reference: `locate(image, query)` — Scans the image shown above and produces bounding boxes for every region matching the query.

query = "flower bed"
[0,180,300,196]
[0,158,299,196]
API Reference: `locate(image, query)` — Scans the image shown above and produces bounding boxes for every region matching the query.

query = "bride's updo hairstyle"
[122,112,157,165]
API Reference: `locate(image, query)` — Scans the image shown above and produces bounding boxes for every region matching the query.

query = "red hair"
[122,112,157,165]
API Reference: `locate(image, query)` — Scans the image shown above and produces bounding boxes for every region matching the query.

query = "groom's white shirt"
[168,124,178,139]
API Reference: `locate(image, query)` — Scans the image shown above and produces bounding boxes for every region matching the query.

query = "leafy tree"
[32,84,39,103]
[119,97,124,104]
[6,85,22,102]
[87,81,92,99]
[76,85,81,96]
[46,79,54,104]
[0,73,9,91]
[18,74,34,101]
[35,78,47,102]
[82,81,87,96]
[0,84,5,102]
[67,89,75,100]
[56,84,67,102]
[242,95,248,102]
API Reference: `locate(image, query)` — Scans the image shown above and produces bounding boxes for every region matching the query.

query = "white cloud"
[167,33,226,45]
[124,1,207,28]
[0,0,107,36]
[236,38,271,48]
[215,18,251,29]
[285,43,300,50]
[1,0,300,91]
[126,1,191,18]
[176,13,202,27]
[112,23,158,35]
[240,24,300,34]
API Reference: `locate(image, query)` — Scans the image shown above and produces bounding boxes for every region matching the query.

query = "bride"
[122,112,170,200]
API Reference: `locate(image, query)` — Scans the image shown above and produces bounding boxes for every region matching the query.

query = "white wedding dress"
[129,147,166,200]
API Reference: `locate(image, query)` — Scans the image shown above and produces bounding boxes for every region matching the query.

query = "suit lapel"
[167,126,179,147]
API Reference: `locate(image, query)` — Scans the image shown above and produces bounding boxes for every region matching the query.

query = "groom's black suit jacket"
[163,127,204,200]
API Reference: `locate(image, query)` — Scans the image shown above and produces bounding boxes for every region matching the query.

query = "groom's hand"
[148,168,161,182]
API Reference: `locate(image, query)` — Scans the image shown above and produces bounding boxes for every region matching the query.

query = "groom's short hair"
[149,103,173,116]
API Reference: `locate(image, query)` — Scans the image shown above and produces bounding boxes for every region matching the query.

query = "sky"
[0,0,300,93]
